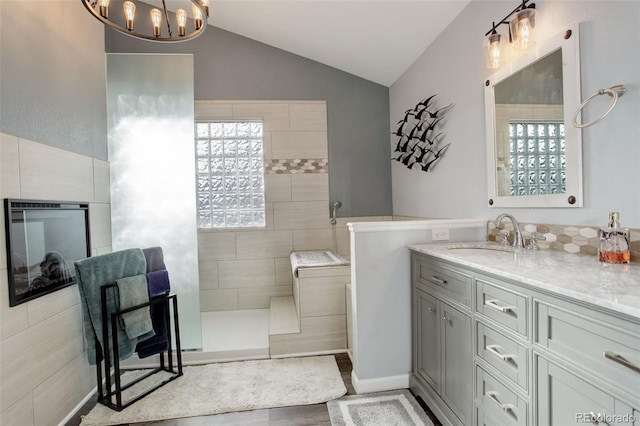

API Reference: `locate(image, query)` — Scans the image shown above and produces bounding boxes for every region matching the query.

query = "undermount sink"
[447,243,520,253]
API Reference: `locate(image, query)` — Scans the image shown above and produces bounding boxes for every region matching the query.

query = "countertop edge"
[409,243,640,321]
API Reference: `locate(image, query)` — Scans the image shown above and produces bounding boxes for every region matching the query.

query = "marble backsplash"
[488,221,640,263]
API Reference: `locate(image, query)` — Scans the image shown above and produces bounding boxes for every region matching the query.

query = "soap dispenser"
[598,212,630,264]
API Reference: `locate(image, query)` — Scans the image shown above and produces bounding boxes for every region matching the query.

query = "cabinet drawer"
[537,355,635,426]
[476,278,528,338]
[414,257,472,308]
[476,366,528,426]
[536,302,640,403]
[477,322,528,391]
[477,406,508,426]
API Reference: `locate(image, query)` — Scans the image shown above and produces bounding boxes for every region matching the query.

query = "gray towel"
[116,274,153,339]
[143,246,166,273]
[75,248,149,365]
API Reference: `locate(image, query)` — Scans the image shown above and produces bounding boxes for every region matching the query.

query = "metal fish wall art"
[392,95,453,172]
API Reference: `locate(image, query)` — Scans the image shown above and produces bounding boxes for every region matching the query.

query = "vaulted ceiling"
[207,1,471,86]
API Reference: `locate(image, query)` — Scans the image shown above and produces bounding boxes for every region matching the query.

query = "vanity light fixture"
[82,0,209,42]
[483,0,538,69]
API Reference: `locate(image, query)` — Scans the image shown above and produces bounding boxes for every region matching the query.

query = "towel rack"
[96,284,183,411]
[572,84,626,128]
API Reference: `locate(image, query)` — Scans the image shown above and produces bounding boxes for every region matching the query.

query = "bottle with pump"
[598,212,630,264]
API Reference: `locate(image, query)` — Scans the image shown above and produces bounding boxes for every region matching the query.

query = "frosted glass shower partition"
[106,54,202,350]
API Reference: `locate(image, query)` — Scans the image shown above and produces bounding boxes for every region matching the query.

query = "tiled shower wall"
[195,100,392,311]
[0,133,112,425]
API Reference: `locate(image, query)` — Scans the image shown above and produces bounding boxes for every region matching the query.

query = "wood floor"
[67,353,441,426]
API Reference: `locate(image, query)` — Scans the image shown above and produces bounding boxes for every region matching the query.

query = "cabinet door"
[416,288,440,391]
[441,301,473,426]
[537,356,635,425]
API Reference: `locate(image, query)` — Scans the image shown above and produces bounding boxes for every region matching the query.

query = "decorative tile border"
[488,221,640,262]
[265,158,328,174]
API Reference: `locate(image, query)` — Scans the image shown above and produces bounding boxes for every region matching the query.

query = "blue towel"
[116,274,154,339]
[146,270,170,297]
[75,248,150,365]
[136,295,169,358]
[137,249,170,358]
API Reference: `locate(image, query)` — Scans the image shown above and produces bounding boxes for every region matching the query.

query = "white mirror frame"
[485,26,582,208]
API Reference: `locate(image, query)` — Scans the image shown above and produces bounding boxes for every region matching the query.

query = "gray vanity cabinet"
[412,255,473,426]
[410,248,640,426]
[535,299,640,426]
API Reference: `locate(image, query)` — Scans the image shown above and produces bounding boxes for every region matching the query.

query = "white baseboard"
[351,371,410,394]
[57,386,97,426]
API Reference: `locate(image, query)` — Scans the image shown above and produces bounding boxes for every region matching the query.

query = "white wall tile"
[265,174,292,202]
[1,133,21,200]
[0,393,34,426]
[293,229,336,251]
[92,159,110,203]
[274,201,329,230]
[197,232,237,261]
[200,289,238,311]
[262,131,273,160]
[233,103,290,131]
[89,202,112,250]
[290,103,327,132]
[194,101,233,119]
[236,230,293,259]
[291,173,329,201]
[271,132,328,159]
[218,259,275,288]
[198,259,219,289]
[0,305,84,412]
[26,285,80,327]
[269,315,347,356]
[300,275,348,317]
[238,286,293,309]
[275,258,293,287]
[32,353,94,426]
[0,271,29,340]
[18,139,94,202]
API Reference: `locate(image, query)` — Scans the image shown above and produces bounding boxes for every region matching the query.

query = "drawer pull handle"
[486,344,515,362]
[428,307,436,313]
[603,351,640,373]
[430,275,448,285]
[486,391,514,414]
[485,299,513,313]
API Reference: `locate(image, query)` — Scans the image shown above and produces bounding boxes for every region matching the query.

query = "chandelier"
[82,0,209,42]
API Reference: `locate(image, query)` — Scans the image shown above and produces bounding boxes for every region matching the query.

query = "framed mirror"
[485,26,582,208]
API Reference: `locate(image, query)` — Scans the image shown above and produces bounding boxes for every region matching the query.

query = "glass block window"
[195,120,265,228]
[509,121,566,196]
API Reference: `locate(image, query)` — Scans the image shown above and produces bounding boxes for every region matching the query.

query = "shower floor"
[198,309,270,362]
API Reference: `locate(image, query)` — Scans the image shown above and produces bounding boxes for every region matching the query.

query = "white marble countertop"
[408,242,640,320]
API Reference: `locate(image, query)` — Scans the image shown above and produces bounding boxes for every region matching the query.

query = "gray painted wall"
[105,26,392,217]
[0,1,108,159]
[391,0,640,228]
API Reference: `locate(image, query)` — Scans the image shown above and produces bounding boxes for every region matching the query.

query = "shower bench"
[269,250,351,357]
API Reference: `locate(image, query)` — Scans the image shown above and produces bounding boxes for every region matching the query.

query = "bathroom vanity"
[409,243,640,426]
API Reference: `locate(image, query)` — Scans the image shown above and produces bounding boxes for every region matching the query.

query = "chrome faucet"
[493,213,524,248]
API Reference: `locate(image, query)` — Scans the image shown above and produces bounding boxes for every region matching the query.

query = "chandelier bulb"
[98,0,110,18]
[176,8,187,37]
[201,0,210,17]
[192,3,203,30]
[123,1,136,31]
[150,8,162,37]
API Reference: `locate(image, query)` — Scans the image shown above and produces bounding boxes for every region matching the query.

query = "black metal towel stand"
[95,283,183,411]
